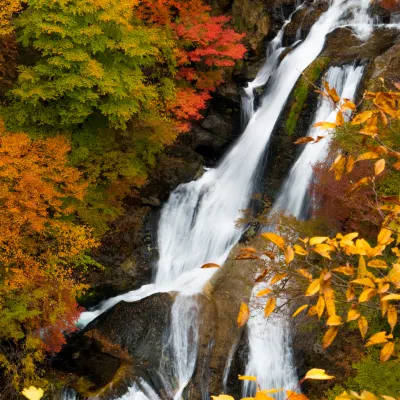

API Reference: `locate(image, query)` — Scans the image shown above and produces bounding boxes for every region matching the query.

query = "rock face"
[57,253,254,399]
[185,254,255,399]
[55,293,175,397]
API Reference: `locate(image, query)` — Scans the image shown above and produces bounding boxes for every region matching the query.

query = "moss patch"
[285,57,330,135]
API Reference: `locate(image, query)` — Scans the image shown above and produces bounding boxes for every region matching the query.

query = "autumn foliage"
[233,83,400,383]
[0,119,98,391]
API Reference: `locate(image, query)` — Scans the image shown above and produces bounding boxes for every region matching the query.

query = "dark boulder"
[54,293,175,397]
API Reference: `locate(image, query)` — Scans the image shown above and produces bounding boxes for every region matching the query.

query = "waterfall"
[77,1,380,399]
[242,64,365,399]
[169,296,201,400]
[241,2,305,127]
[61,389,78,400]
[273,64,365,219]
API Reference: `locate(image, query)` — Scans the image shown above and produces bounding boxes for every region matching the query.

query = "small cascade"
[241,2,305,127]
[61,388,78,400]
[273,64,365,219]
[116,379,160,400]
[169,295,201,400]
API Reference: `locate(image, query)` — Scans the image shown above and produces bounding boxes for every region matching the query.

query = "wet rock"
[284,1,329,42]
[191,93,242,164]
[379,0,400,12]
[185,253,255,399]
[322,26,400,64]
[365,38,400,90]
[54,293,175,397]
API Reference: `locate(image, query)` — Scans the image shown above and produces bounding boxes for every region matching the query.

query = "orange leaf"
[237,303,250,327]
[261,232,285,250]
[322,327,339,349]
[264,297,276,318]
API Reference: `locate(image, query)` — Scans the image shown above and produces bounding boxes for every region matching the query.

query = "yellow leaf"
[381,342,395,362]
[237,303,250,328]
[333,266,355,276]
[324,285,336,316]
[359,288,377,303]
[341,100,356,112]
[21,387,44,400]
[317,296,325,319]
[285,246,295,265]
[382,294,400,301]
[381,396,396,400]
[292,304,308,317]
[261,232,285,250]
[377,283,390,294]
[238,375,257,381]
[358,316,368,339]
[264,297,276,318]
[306,280,321,296]
[352,111,373,125]
[322,327,339,348]
[365,331,393,347]
[358,256,367,278]
[308,306,318,316]
[270,273,288,285]
[212,396,235,400]
[304,368,335,380]
[294,244,308,256]
[326,315,342,326]
[256,288,272,297]
[346,156,356,174]
[356,152,380,162]
[313,243,334,259]
[336,111,345,126]
[375,159,385,176]
[313,121,338,129]
[201,263,220,268]
[347,308,361,322]
[378,228,392,245]
[351,278,376,288]
[360,391,379,400]
[367,259,387,269]
[310,236,329,245]
[388,305,397,332]
[349,177,371,192]
[346,285,356,301]
[255,392,274,400]
[286,391,309,400]
[297,268,312,280]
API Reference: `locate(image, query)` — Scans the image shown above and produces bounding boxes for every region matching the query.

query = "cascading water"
[242,64,365,399]
[241,2,305,127]
[273,64,365,219]
[77,1,382,399]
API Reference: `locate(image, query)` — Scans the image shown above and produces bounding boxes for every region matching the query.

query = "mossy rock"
[285,57,331,135]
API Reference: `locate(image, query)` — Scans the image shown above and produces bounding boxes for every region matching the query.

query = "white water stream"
[74,1,384,399]
[242,64,365,399]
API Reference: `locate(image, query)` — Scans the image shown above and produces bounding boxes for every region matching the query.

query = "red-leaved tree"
[136,0,246,131]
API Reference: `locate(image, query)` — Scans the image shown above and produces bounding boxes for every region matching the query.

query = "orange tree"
[0,119,98,393]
